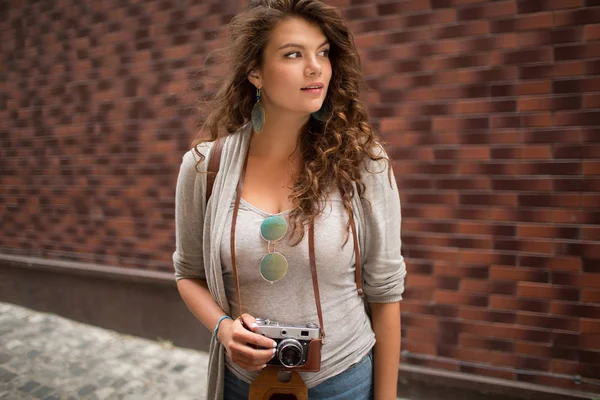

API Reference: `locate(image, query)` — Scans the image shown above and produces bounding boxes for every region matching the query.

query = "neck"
[249,111,309,162]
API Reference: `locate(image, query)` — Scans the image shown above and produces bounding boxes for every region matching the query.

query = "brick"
[515,342,553,358]
[491,48,554,66]
[343,4,377,19]
[492,80,551,97]
[434,289,489,306]
[457,1,517,20]
[376,1,431,16]
[517,27,583,47]
[553,77,600,93]
[433,21,490,40]
[519,161,581,175]
[458,222,516,236]
[583,93,600,109]
[517,0,583,13]
[522,128,582,144]
[406,327,438,343]
[517,282,580,301]
[490,295,550,313]
[582,289,600,303]
[517,145,553,159]
[492,177,553,192]
[517,11,555,30]
[403,340,437,356]
[586,60,600,75]
[518,95,581,112]
[556,242,600,259]
[556,111,600,126]
[559,211,599,226]
[519,61,584,80]
[550,302,600,319]
[552,272,600,288]
[582,194,600,208]
[551,359,582,375]
[581,318,600,333]
[490,266,549,282]
[582,227,600,241]
[490,207,554,223]
[554,6,600,26]
[543,256,582,272]
[555,42,600,61]
[585,23,600,40]
[517,224,579,240]
[407,274,437,289]
[403,313,439,330]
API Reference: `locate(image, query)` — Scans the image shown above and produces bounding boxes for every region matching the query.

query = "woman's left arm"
[370,301,401,400]
[359,147,407,400]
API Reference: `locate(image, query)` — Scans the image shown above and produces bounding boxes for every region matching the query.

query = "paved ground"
[0,302,209,400]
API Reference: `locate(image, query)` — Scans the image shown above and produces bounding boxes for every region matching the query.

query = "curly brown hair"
[192,0,389,245]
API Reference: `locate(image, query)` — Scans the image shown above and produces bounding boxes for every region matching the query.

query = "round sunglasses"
[260,215,289,283]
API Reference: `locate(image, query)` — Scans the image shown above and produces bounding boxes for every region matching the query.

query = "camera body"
[254,318,322,371]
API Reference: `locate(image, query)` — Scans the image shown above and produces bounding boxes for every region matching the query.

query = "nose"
[305,56,322,77]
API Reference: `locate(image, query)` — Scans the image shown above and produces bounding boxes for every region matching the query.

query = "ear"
[248,68,262,89]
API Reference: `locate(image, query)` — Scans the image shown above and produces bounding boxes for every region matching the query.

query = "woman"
[173,0,407,399]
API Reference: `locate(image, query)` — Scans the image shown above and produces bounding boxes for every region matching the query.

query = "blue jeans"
[224,352,373,400]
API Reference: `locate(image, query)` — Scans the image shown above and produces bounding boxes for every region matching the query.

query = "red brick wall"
[348,1,600,393]
[1,0,598,395]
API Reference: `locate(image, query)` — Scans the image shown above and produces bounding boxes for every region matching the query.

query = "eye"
[318,49,330,57]
[285,52,301,59]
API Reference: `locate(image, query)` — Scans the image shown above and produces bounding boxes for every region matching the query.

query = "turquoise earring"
[251,88,265,132]
[311,102,331,122]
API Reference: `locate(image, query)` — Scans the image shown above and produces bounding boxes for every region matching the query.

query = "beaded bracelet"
[213,315,232,343]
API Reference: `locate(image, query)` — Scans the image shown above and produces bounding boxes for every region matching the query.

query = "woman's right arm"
[173,150,275,370]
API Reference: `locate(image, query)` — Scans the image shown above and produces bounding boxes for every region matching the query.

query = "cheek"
[264,65,301,98]
[323,61,333,83]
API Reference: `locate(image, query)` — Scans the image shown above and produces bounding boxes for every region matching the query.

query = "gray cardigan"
[173,123,407,399]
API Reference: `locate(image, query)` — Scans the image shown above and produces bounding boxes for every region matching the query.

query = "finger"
[227,349,265,371]
[233,327,277,350]
[230,341,276,364]
[240,314,258,331]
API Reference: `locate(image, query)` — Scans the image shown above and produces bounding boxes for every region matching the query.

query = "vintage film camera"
[254,318,322,372]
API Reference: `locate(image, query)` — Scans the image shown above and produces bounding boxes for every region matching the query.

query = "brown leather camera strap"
[206,136,225,201]
[307,221,325,340]
[230,144,249,319]
[207,132,363,343]
[349,212,363,296]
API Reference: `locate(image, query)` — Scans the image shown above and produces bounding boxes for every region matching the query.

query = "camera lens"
[277,339,304,367]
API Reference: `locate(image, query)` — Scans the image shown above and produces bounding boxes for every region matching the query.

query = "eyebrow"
[277,39,330,51]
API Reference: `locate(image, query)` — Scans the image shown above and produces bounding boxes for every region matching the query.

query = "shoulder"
[180,141,217,173]
[181,125,249,172]
[357,143,398,199]
[360,143,392,179]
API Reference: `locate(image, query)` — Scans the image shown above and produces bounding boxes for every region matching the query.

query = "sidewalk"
[0,302,209,400]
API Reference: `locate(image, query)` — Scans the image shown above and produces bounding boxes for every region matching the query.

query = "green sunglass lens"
[260,253,288,282]
[261,215,288,242]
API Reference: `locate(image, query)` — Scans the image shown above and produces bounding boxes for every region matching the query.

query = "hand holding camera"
[217,313,278,371]
[252,317,321,370]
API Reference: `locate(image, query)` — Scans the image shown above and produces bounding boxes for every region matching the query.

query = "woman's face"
[249,17,332,118]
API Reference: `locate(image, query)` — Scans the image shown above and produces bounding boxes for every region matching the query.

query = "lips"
[301,82,324,90]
